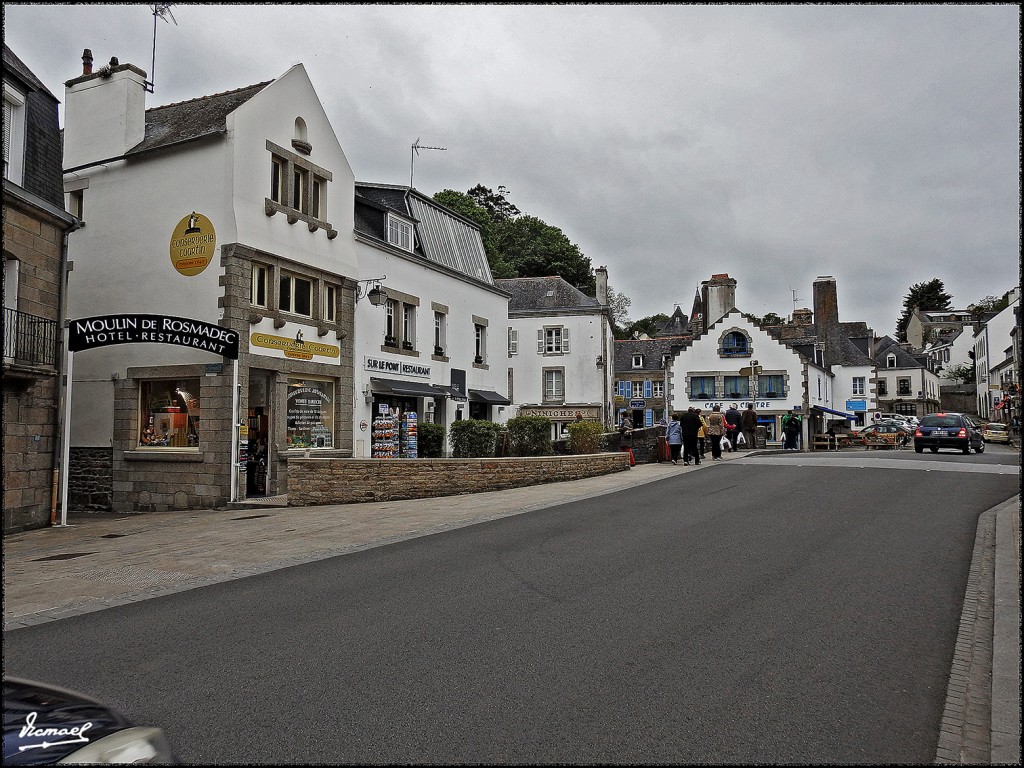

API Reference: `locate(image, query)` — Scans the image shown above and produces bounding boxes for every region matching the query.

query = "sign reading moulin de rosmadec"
[68,314,239,359]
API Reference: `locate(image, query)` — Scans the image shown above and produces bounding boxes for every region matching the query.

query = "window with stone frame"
[265,140,334,236]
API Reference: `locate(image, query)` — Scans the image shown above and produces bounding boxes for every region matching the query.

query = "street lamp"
[355,276,388,306]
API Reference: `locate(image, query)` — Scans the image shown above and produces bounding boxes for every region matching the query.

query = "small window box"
[402,341,414,350]
[434,345,445,356]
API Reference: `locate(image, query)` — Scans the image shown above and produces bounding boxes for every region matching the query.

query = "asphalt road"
[3,449,1018,764]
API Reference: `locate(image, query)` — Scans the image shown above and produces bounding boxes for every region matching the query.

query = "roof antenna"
[145,3,178,94]
[410,138,447,189]
[790,286,802,318]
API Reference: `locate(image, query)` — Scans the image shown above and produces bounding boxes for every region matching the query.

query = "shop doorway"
[247,406,269,496]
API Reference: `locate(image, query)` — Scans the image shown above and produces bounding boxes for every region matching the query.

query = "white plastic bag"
[721,437,731,451]
[736,432,746,446]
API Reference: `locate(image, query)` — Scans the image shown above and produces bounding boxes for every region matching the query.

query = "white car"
[876,413,918,428]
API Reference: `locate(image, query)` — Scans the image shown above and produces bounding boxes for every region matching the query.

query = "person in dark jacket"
[680,408,702,465]
[724,403,742,452]
[740,403,758,449]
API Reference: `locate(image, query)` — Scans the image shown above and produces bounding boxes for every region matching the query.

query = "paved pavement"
[3,448,1019,764]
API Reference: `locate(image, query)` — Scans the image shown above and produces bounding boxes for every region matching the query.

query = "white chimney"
[595,265,609,305]
[64,51,148,170]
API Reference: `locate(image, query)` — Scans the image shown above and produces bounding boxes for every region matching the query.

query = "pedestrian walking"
[707,405,727,460]
[724,403,741,451]
[680,407,702,465]
[696,408,708,458]
[782,409,802,450]
[666,413,683,464]
[740,403,758,449]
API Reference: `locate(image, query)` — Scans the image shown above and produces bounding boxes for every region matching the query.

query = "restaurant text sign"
[68,314,239,359]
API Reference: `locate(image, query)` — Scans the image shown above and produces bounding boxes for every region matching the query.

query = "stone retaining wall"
[288,452,632,506]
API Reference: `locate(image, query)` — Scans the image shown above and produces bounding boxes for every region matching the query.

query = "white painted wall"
[352,236,510,457]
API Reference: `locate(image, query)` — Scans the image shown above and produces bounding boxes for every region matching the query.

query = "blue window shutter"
[645,409,654,426]
[644,380,652,398]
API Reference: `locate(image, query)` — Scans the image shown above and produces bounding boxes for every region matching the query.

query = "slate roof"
[873,336,931,369]
[2,44,55,98]
[614,337,681,374]
[496,276,602,313]
[125,81,272,157]
[355,182,494,285]
[653,306,692,338]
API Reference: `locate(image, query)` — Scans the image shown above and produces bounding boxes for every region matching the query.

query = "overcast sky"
[5,3,1020,337]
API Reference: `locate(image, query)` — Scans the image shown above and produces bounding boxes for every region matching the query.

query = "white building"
[496,269,614,440]
[973,288,1021,419]
[352,183,511,457]
[61,52,361,510]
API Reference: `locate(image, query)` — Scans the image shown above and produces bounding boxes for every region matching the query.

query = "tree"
[968,292,1011,316]
[619,314,670,340]
[743,311,785,327]
[466,184,520,222]
[606,285,631,335]
[943,362,975,384]
[895,278,953,342]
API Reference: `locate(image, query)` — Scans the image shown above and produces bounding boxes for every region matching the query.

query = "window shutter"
[538,329,544,353]
[617,381,626,398]
[645,409,654,427]
[562,327,570,353]
[508,328,518,355]
[644,380,653,398]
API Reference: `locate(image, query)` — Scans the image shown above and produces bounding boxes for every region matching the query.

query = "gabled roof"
[873,336,928,369]
[2,44,56,98]
[496,276,601,313]
[653,306,692,338]
[125,81,272,157]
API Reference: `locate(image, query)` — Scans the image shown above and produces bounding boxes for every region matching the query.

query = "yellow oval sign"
[169,212,216,276]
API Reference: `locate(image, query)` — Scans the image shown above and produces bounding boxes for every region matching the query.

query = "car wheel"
[915,446,923,453]
[930,446,939,453]
[962,444,971,455]
[976,442,984,454]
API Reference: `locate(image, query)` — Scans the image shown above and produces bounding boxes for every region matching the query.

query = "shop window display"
[140,379,200,448]
[286,377,334,449]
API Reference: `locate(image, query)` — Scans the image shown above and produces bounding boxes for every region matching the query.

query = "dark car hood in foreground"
[3,677,132,765]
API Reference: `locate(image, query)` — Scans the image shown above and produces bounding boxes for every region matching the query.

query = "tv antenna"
[145,3,178,94]
[410,138,446,189]
[790,286,802,316]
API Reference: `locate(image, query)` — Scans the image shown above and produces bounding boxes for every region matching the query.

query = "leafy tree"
[943,362,975,384]
[619,314,671,340]
[968,292,1011,316]
[896,278,953,342]
[743,311,785,327]
[467,184,520,222]
[433,184,595,294]
[606,285,631,336]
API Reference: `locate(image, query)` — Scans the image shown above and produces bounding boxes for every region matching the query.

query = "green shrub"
[505,415,553,456]
[449,419,501,458]
[566,421,604,454]
[417,421,445,458]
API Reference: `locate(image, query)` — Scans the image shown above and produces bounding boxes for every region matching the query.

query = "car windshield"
[920,415,960,427]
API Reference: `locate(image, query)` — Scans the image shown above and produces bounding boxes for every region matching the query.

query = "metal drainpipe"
[52,219,82,525]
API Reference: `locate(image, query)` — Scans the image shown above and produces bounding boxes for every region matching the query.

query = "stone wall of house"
[68,447,113,511]
[288,453,631,506]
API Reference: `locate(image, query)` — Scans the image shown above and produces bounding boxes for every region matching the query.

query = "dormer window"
[632,354,644,368]
[887,353,897,368]
[3,83,26,183]
[388,214,413,251]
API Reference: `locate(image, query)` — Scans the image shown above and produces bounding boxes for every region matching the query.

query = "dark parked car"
[3,677,176,764]
[914,413,984,455]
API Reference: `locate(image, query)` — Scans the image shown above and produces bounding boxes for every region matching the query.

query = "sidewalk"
[3,448,1019,764]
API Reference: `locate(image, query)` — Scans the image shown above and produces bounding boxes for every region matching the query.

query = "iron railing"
[3,307,59,369]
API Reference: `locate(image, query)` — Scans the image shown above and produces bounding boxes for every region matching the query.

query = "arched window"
[719,330,751,357]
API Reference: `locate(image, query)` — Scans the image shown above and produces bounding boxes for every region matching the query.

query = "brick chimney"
[812,275,840,338]
[63,50,148,170]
